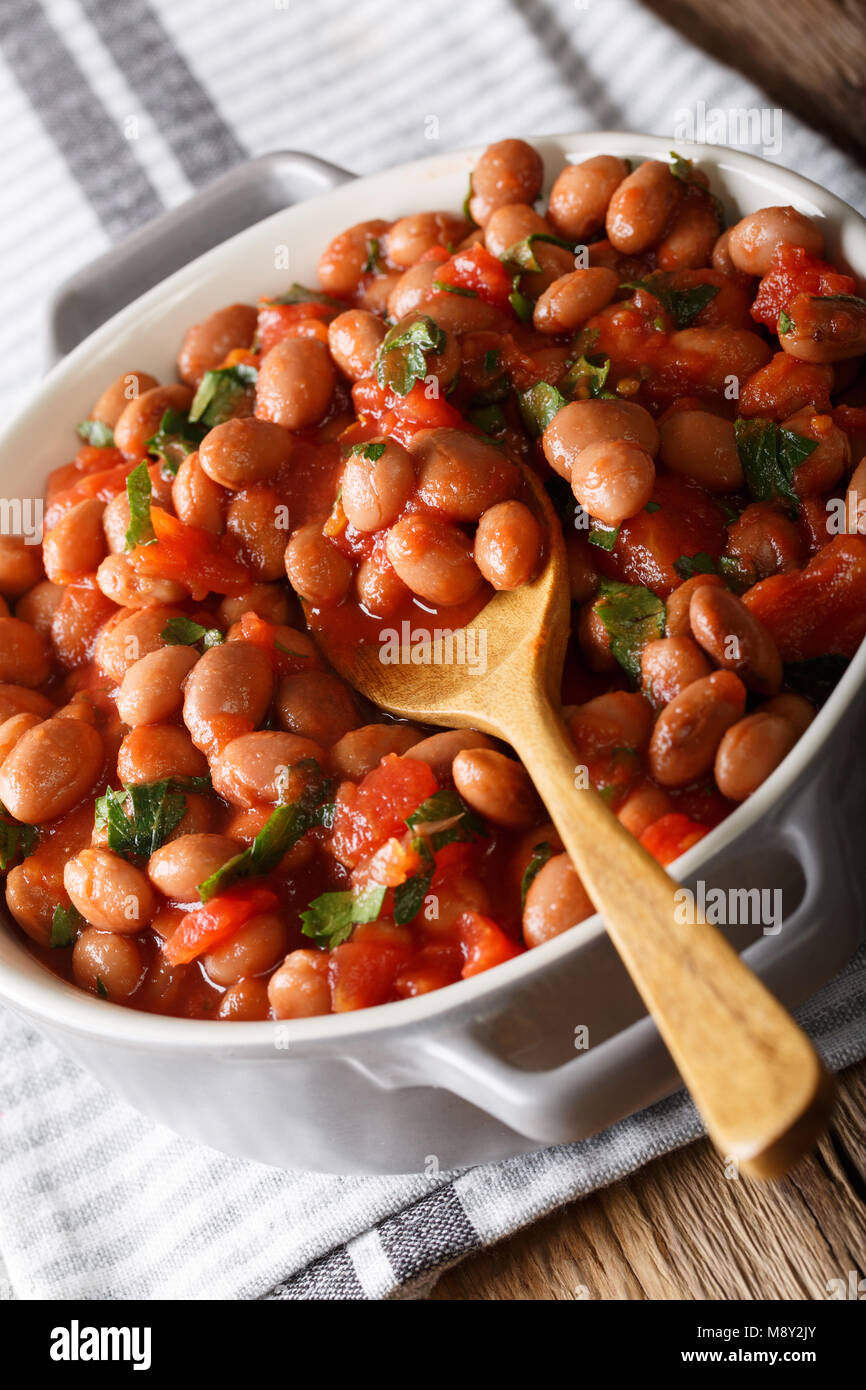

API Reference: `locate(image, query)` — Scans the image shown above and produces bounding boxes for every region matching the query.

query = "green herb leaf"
[300,883,387,949]
[644,501,661,514]
[783,654,850,704]
[376,315,446,397]
[392,839,435,926]
[520,841,552,909]
[0,820,36,871]
[462,173,475,223]
[517,381,568,437]
[778,309,792,336]
[503,232,574,273]
[95,781,188,859]
[508,284,535,321]
[269,283,344,309]
[96,976,109,999]
[198,766,333,901]
[145,409,207,477]
[596,578,666,684]
[669,149,692,181]
[160,616,224,650]
[483,349,501,374]
[350,440,386,461]
[588,522,621,552]
[77,420,115,448]
[466,402,507,437]
[673,551,717,581]
[734,418,818,509]
[362,237,380,274]
[50,902,83,949]
[432,279,478,298]
[123,461,155,550]
[406,789,486,851]
[560,353,611,399]
[189,363,257,427]
[621,272,720,329]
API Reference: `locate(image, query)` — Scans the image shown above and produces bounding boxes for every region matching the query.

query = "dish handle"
[45,150,354,362]
[414,772,862,1147]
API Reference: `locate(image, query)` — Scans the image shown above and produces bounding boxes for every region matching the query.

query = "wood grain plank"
[431,1063,866,1300]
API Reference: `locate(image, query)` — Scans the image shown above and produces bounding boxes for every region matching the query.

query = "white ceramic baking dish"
[1,133,864,1174]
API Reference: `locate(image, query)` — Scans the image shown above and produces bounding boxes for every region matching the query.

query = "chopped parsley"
[588,522,620,552]
[0,820,36,871]
[503,232,574,273]
[362,237,381,274]
[350,440,386,461]
[123,462,155,551]
[596,578,666,684]
[669,149,692,181]
[189,363,257,427]
[96,977,110,999]
[734,418,818,510]
[621,272,720,329]
[76,419,115,448]
[300,883,387,950]
[520,841,552,908]
[50,903,83,949]
[376,315,446,397]
[95,781,189,859]
[269,283,344,309]
[560,353,611,399]
[778,309,792,336]
[673,551,718,581]
[145,408,207,477]
[160,616,225,650]
[518,381,568,437]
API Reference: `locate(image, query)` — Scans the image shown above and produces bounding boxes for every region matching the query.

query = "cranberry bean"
[42,498,107,581]
[72,929,145,998]
[383,311,461,391]
[474,500,543,589]
[570,439,655,526]
[661,328,772,392]
[576,597,617,672]
[64,847,156,932]
[341,439,415,531]
[386,262,439,320]
[276,669,358,745]
[542,399,659,480]
[183,641,274,755]
[268,948,331,1018]
[726,206,824,276]
[523,853,594,947]
[664,572,722,636]
[780,407,850,495]
[256,337,335,430]
[641,636,712,705]
[172,452,226,532]
[199,416,293,490]
[569,690,654,753]
[658,411,744,491]
[118,725,208,784]
[225,487,286,582]
[0,683,54,722]
[411,428,519,521]
[761,693,816,736]
[424,291,500,335]
[739,353,834,422]
[533,267,619,334]
[204,912,289,988]
[780,291,866,363]
[404,729,496,781]
[94,605,182,683]
[96,553,188,609]
[14,581,63,636]
[102,491,133,554]
[318,219,390,296]
[148,833,242,901]
[656,195,720,271]
[218,584,295,628]
[648,670,747,787]
[114,384,193,458]
[689,585,782,694]
[6,864,61,946]
[116,645,198,726]
[385,515,483,606]
[329,723,423,779]
[0,537,43,597]
[328,309,387,381]
[0,710,42,765]
[714,712,798,801]
[616,779,673,839]
[285,523,352,605]
[212,731,325,807]
[89,371,159,428]
[469,139,544,225]
[452,747,538,828]
[0,616,50,687]
[357,272,402,316]
[177,303,257,387]
[217,978,271,1020]
[605,160,680,254]
[566,533,599,605]
[725,501,804,580]
[485,205,573,295]
[711,229,742,279]
[384,212,471,267]
[547,155,629,241]
[355,557,410,618]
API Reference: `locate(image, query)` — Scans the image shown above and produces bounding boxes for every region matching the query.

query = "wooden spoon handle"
[504,687,833,1179]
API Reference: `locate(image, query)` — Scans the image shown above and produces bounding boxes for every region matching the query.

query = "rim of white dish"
[1,130,864,1050]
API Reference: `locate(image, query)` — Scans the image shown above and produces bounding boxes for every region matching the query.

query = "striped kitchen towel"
[0,0,865,1300]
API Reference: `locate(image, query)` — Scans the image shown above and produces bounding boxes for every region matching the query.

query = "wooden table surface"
[435,0,866,1302]
[432,1062,866,1299]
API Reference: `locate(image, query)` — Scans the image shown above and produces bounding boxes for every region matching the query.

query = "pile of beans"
[2,137,865,1019]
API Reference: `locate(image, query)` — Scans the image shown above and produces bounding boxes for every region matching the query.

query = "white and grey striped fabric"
[0,0,864,1300]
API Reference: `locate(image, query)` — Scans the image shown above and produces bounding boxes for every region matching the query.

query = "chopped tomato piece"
[351,377,468,445]
[394,944,463,997]
[743,535,866,660]
[256,299,336,356]
[163,887,277,965]
[329,924,413,1011]
[359,836,425,889]
[751,245,856,331]
[458,911,523,977]
[833,405,866,437]
[237,611,318,676]
[433,243,514,312]
[596,475,727,597]
[132,507,249,599]
[639,813,709,865]
[418,245,451,265]
[331,754,438,868]
[45,460,133,528]
[739,353,833,421]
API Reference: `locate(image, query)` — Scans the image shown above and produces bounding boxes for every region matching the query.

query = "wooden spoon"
[312,466,833,1179]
